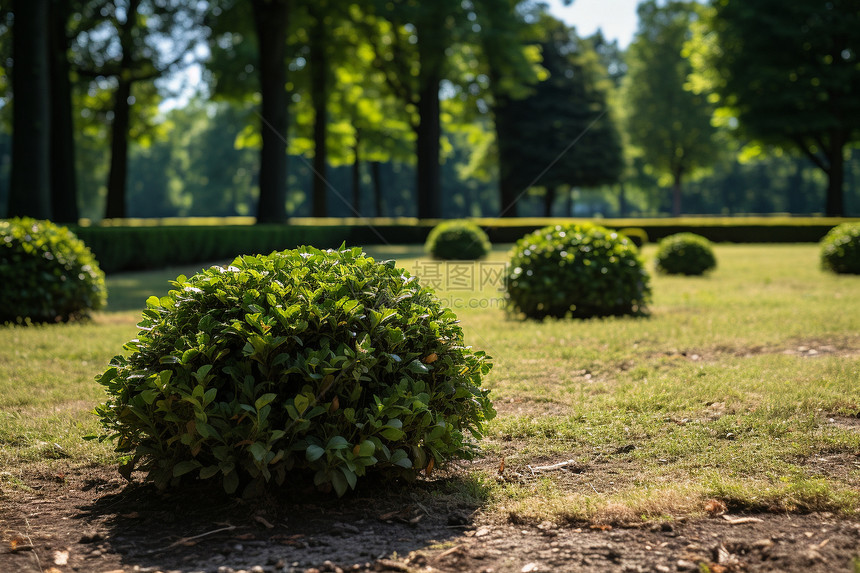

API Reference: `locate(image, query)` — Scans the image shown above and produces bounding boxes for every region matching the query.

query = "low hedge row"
[71,224,429,273]
[70,217,857,273]
[475,218,851,244]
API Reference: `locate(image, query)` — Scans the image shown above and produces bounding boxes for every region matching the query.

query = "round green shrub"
[654,233,717,276]
[425,220,491,260]
[505,223,651,319]
[0,217,106,324]
[95,246,495,497]
[617,227,649,248]
[820,222,860,274]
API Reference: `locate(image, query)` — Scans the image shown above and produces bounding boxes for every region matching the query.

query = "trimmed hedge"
[654,233,717,276]
[72,224,429,273]
[69,217,857,273]
[477,218,850,244]
[506,223,651,319]
[1,218,106,323]
[820,222,860,274]
[425,220,491,260]
[95,246,494,496]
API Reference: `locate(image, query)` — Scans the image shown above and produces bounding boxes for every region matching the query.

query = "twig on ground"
[721,515,764,525]
[527,459,580,474]
[145,524,236,554]
[23,516,43,573]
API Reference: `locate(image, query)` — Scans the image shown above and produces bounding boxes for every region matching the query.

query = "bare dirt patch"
[492,397,573,418]
[660,337,860,363]
[4,464,860,573]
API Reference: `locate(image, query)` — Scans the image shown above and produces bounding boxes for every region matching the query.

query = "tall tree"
[363,0,468,218]
[73,0,207,219]
[478,0,546,217]
[703,0,860,216]
[251,0,290,223]
[622,0,718,217]
[493,14,623,217]
[8,0,52,219]
[48,0,79,223]
[289,3,415,218]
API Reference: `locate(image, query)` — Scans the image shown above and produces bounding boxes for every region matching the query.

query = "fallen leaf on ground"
[704,499,728,516]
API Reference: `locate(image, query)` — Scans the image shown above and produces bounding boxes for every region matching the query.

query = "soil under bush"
[2,465,860,572]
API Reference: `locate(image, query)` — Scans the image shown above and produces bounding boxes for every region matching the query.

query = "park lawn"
[1,243,859,525]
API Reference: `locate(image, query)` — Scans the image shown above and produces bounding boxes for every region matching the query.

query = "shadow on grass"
[76,472,488,571]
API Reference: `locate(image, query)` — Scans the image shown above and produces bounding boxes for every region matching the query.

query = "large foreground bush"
[425,220,491,260]
[95,246,495,496]
[820,222,860,274]
[506,223,651,319]
[1,217,106,324]
[654,233,717,276]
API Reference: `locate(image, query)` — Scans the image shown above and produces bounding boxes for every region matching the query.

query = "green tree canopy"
[494,13,623,217]
[622,0,719,217]
[701,0,860,216]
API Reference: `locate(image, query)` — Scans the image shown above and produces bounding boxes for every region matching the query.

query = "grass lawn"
[1,243,859,525]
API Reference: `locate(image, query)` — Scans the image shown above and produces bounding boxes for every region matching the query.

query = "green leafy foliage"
[94,246,495,496]
[0,218,106,324]
[654,232,717,276]
[425,220,491,260]
[505,223,651,319]
[820,223,860,275]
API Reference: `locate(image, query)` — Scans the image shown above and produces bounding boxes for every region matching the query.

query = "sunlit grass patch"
[1,243,858,523]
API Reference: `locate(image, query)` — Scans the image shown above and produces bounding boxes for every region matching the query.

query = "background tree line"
[1,0,859,224]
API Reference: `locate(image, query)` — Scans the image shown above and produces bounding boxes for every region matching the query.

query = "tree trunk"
[493,95,519,218]
[371,161,384,217]
[671,169,683,217]
[252,0,290,224]
[618,182,628,217]
[825,131,845,216]
[415,30,442,220]
[103,0,141,220]
[104,79,132,219]
[351,129,361,215]
[9,0,52,219]
[415,79,441,219]
[48,0,78,223]
[309,8,328,217]
[543,187,556,217]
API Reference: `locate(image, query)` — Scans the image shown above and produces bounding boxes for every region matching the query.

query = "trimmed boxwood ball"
[654,233,717,276]
[95,246,495,497]
[425,220,491,260]
[821,222,860,274]
[1,217,106,324]
[505,223,651,319]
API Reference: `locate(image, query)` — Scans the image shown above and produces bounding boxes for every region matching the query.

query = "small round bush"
[654,233,717,276]
[617,227,649,248]
[95,246,495,497]
[505,223,651,319]
[0,217,106,324]
[821,223,860,274]
[425,220,491,260]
